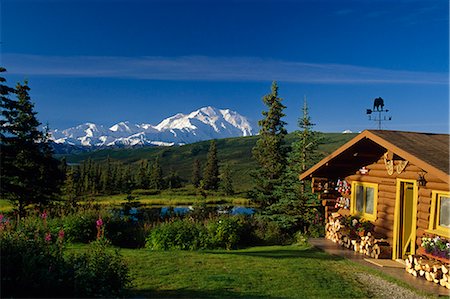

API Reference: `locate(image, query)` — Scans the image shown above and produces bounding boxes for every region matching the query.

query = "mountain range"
[50,106,254,147]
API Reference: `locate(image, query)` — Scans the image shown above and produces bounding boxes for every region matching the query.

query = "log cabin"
[300,130,449,260]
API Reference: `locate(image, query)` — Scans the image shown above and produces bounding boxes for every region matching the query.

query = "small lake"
[117,205,257,222]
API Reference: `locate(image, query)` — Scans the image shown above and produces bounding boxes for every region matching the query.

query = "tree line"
[62,139,234,203]
[1,66,320,225]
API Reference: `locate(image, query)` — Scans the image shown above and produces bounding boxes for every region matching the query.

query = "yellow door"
[393,180,418,260]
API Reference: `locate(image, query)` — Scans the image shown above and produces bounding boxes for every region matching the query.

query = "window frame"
[428,191,450,237]
[350,181,378,221]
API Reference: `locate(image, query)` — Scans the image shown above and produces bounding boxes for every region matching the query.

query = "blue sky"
[1,0,448,133]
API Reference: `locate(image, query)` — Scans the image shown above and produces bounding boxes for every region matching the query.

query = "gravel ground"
[354,272,428,299]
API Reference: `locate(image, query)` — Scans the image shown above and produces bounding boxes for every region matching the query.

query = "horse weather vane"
[366,97,392,130]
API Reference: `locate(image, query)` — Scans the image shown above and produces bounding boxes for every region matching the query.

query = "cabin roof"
[300,130,450,184]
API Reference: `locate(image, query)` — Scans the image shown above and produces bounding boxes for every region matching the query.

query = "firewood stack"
[405,254,450,289]
[325,213,391,259]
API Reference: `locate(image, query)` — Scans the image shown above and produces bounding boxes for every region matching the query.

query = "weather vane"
[366,97,392,130]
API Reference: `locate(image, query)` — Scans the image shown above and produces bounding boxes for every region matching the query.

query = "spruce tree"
[268,97,323,234]
[191,159,202,188]
[0,76,63,216]
[251,81,287,207]
[136,159,150,189]
[149,157,163,190]
[202,139,220,190]
[220,163,234,195]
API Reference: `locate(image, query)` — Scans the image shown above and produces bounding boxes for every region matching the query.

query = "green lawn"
[69,244,411,298]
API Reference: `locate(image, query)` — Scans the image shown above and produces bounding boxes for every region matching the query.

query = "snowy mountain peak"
[50,106,254,147]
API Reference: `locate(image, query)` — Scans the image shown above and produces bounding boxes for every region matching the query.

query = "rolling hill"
[61,132,357,192]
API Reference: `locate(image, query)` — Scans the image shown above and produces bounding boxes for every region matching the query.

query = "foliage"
[69,238,131,298]
[251,81,287,207]
[191,158,202,188]
[61,209,109,243]
[203,139,220,190]
[220,163,234,195]
[206,216,246,250]
[149,157,164,190]
[0,213,130,298]
[61,133,355,194]
[0,72,63,216]
[165,169,184,189]
[146,219,207,250]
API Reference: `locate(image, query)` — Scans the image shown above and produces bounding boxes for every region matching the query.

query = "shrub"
[69,238,131,298]
[1,220,69,298]
[251,216,289,245]
[206,216,246,250]
[62,209,109,243]
[1,214,131,298]
[146,219,207,250]
[106,214,147,248]
[293,231,308,246]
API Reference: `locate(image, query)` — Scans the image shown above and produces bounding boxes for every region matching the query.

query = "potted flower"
[420,236,450,263]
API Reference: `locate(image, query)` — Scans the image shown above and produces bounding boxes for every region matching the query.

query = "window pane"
[439,196,450,228]
[365,187,375,214]
[355,185,364,213]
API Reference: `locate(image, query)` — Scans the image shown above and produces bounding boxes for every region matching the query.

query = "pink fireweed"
[58,229,65,240]
[41,211,48,220]
[96,217,104,239]
[45,232,52,242]
[96,218,103,228]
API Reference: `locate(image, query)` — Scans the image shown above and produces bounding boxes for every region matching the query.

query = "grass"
[91,193,252,206]
[0,192,253,213]
[69,243,404,298]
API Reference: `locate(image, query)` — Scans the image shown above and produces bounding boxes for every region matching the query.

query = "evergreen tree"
[62,167,78,209]
[136,159,150,189]
[0,76,63,216]
[120,164,134,194]
[165,169,183,189]
[191,159,202,188]
[251,81,287,207]
[220,163,234,195]
[202,139,220,190]
[149,157,163,190]
[267,97,323,234]
[101,157,114,194]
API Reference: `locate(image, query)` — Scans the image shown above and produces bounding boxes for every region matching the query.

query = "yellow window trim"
[351,181,378,222]
[428,190,450,237]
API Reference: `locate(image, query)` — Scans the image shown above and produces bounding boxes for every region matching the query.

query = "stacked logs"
[405,254,450,289]
[325,213,391,259]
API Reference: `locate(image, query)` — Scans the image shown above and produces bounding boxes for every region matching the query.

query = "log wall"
[345,157,449,246]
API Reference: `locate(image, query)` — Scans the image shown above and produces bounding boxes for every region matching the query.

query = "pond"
[117,205,257,222]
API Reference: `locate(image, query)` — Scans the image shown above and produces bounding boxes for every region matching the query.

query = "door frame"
[392,179,419,260]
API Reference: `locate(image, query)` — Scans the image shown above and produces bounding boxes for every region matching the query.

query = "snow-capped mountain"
[50,106,254,147]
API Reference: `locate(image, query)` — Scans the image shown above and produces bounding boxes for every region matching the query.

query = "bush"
[251,216,290,245]
[293,231,308,246]
[62,209,109,243]
[1,220,69,298]
[146,219,207,250]
[0,214,131,298]
[69,238,131,298]
[106,214,148,248]
[206,216,246,250]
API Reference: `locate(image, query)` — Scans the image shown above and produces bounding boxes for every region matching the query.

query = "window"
[351,182,378,221]
[429,191,450,236]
